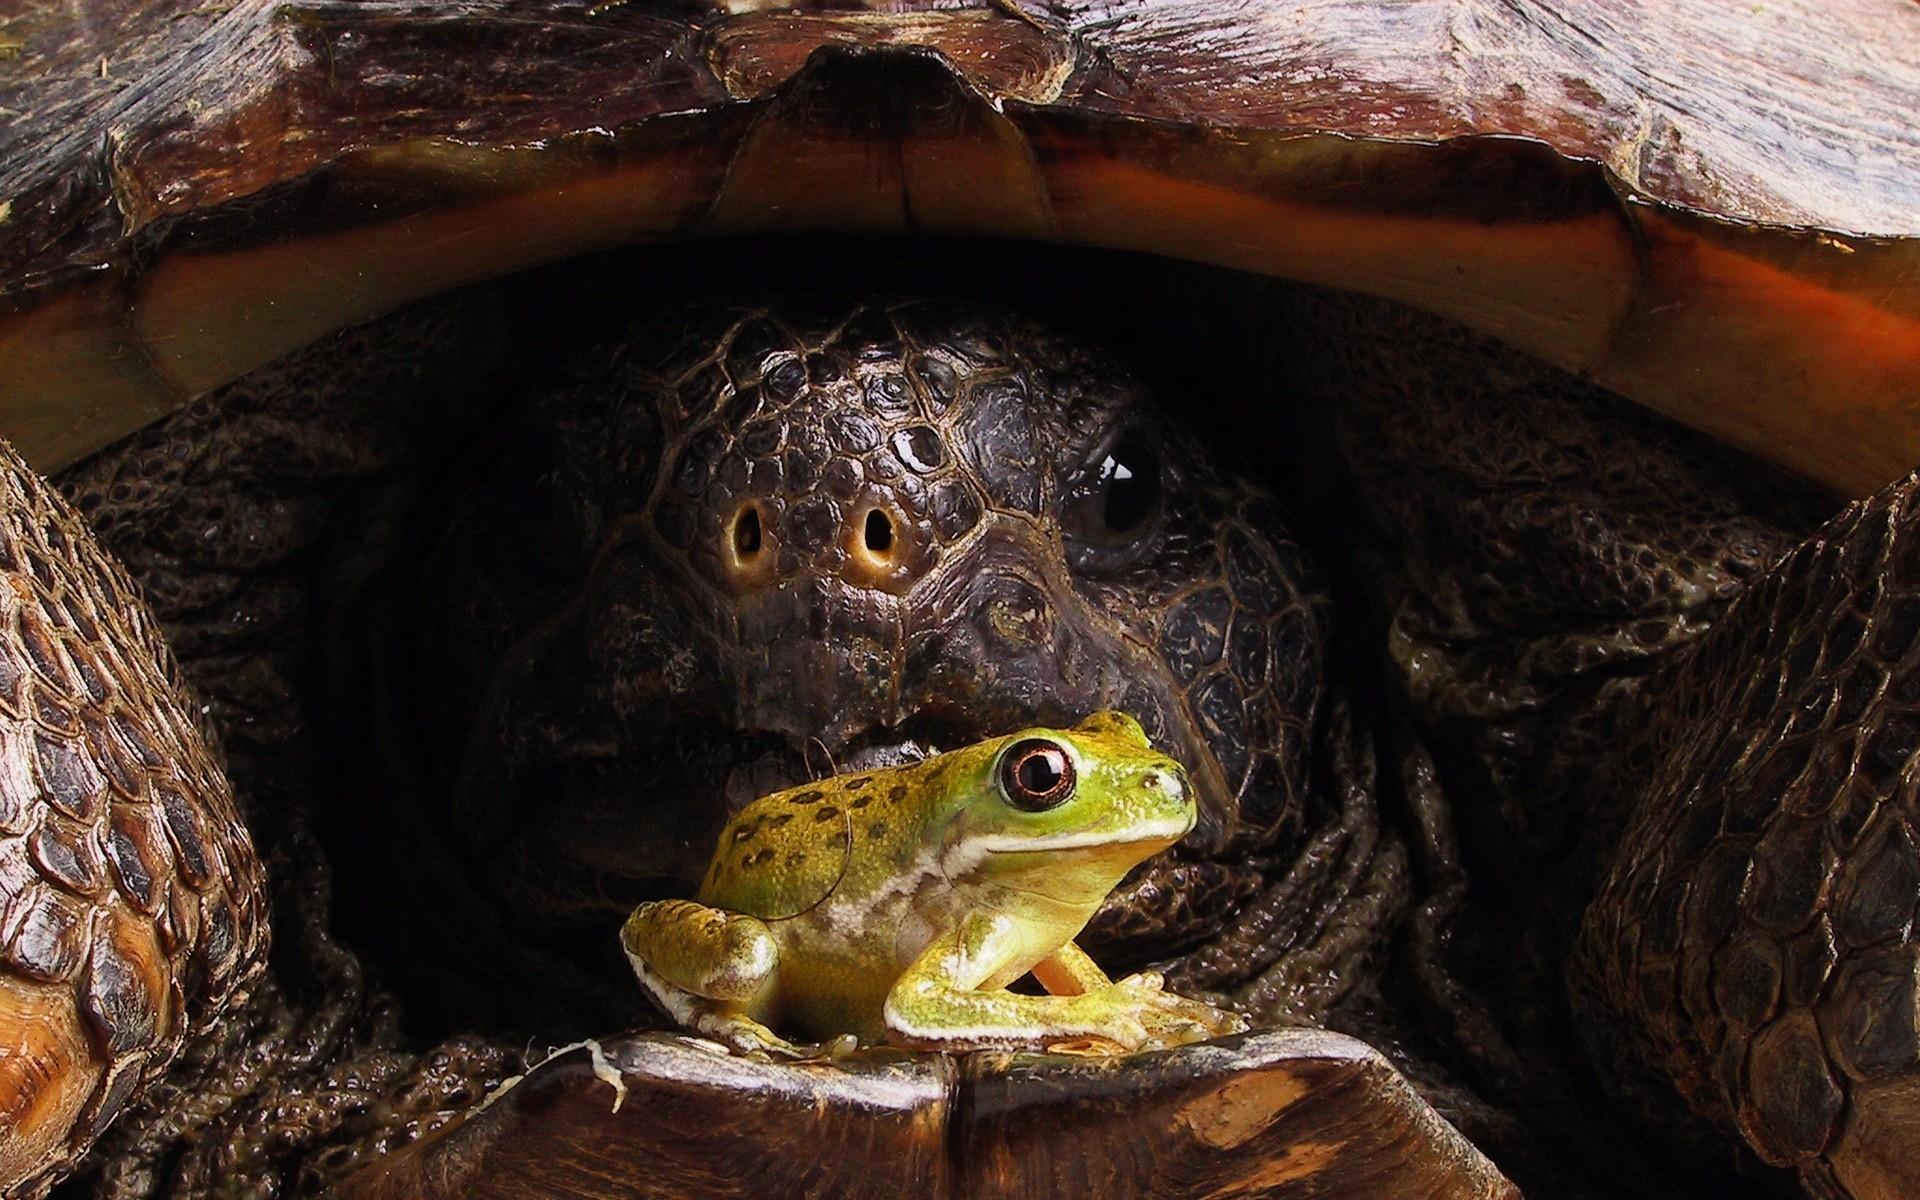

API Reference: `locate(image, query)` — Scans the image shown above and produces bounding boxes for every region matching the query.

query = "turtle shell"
[1,2,1918,1197]
[0,0,1917,494]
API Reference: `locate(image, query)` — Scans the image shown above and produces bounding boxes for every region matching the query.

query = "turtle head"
[404,299,1329,991]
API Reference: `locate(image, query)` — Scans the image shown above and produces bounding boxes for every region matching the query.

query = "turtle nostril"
[845,505,909,589]
[725,502,776,586]
[863,509,893,558]
[734,505,762,558]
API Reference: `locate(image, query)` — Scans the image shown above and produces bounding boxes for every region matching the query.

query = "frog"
[620,712,1252,1058]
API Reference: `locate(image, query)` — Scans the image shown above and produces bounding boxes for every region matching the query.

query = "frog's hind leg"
[621,900,798,1057]
[1031,940,1114,994]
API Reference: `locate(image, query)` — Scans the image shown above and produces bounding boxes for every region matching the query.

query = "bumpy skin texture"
[1274,288,1920,1197]
[0,439,266,1197]
[1279,289,1813,858]
[1576,472,1920,1200]
[364,301,1341,1031]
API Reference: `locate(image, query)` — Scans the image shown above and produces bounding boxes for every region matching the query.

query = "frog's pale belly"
[768,860,964,1042]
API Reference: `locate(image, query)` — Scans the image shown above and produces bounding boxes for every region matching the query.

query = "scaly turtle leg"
[1283,285,1834,1195]
[1576,466,1920,1200]
[0,437,269,1195]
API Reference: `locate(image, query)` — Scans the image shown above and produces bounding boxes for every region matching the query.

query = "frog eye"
[998,738,1077,812]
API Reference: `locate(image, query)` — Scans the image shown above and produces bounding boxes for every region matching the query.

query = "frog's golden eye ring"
[998,738,1077,812]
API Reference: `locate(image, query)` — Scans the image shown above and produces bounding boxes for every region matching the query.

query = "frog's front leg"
[622,899,803,1058]
[1033,940,1251,1047]
[885,914,1247,1053]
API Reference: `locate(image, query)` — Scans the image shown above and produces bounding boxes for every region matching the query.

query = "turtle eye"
[1063,432,1163,572]
[998,738,1077,811]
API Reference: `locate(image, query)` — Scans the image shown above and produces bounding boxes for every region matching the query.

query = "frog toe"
[1132,994,1249,1049]
[1161,993,1250,1038]
[1103,1017,1152,1053]
[688,1012,808,1060]
[1133,1015,1215,1051]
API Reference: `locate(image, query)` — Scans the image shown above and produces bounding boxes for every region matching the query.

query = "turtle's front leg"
[0,439,268,1195]
[1576,468,1920,1199]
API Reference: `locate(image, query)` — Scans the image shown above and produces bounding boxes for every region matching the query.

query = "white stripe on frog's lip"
[938,807,1194,881]
[962,816,1195,860]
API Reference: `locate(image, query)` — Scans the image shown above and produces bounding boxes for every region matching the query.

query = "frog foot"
[687,1012,818,1061]
[1100,972,1250,1052]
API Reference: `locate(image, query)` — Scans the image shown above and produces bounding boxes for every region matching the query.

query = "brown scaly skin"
[1278,287,1807,1181]
[0,438,267,1196]
[1279,286,1920,1196]
[44,297,534,1199]
[7,280,1916,1198]
[1575,476,1920,1200]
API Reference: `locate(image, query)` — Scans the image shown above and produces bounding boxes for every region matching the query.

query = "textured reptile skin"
[0,438,265,1196]
[1576,469,1920,1200]
[47,300,527,1199]
[1275,286,1920,1198]
[1275,287,1815,860]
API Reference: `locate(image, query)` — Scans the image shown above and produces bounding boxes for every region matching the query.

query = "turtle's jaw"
[489,706,1111,916]
[476,695,1237,1007]
[721,727,937,816]
[446,692,1011,902]
[442,538,1216,963]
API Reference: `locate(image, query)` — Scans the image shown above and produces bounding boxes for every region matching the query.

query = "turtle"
[0,1,1918,1198]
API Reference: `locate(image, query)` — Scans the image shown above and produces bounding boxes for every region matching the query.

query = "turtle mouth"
[530,706,1083,890]
[504,698,1215,991]
[719,708,997,816]
[722,733,932,815]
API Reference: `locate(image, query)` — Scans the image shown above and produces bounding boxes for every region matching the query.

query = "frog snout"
[1140,765,1195,820]
[1141,767,1184,801]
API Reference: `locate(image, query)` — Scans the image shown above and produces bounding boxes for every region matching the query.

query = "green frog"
[621,712,1250,1057]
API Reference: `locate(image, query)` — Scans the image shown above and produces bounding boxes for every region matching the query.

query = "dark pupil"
[1017,749,1065,796]
[1100,436,1159,533]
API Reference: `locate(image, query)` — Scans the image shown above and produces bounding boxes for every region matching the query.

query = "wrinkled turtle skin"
[1,2,1920,1199]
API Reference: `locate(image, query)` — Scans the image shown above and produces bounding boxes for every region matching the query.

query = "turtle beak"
[734,574,909,752]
